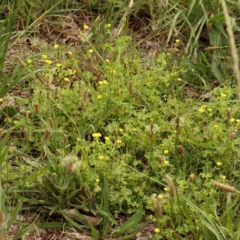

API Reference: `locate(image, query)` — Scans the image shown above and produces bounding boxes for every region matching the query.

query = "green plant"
[1,0,240,239]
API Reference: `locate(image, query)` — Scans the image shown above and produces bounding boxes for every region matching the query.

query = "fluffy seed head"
[166,175,175,198]
[189,173,195,182]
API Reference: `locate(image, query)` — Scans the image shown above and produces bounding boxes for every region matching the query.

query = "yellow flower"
[0,98,3,103]
[109,68,116,73]
[54,44,59,49]
[221,93,227,98]
[164,150,169,154]
[119,128,123,132]
[199,106,205,113]
[105,59,109,62]
[68,51,73,55]
[27,59,32,64]
[45,60,52,65]
[97,95,102,99]
[177,78,182,81]
[92,133,102,138]
[68,69,76,75]
[216,162,222,166]
[84,24,89,30]
[42,54,48,59]
[116,139,122,144]
[99,80,108,85]
[158,194,163,199]
[164,160,169,166]
[104,136,110,141]
[64,77,70,82]
[221,175,226,180]
[154,228,160,233]
[56,63,62,67]
[95,178,99,183]
[214,124,218,128]
[229,118,235,123]
[164,187,169,192]
[99,156,104,160]
[106,23,111,29]
[208,108,213,112]
[176,39,180,43]
[89,49,94,54]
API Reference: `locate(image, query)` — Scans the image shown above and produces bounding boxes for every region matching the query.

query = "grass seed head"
[13,146,17,154]
[129,81,133,94]
[43,128,50,141]
[213,181,235,192]
[49,118,54,128]
[24,127,28,141]
[17,56,26,67]
[177,145,184,154]
[227,109,231,120]
[37,72,44,84]
[55,87,59,97]
[175,117,180,132]
[166,175,175,198]
[34,103,40,114]
[114,129,118,141]
[24,111,29,119]
[157,155,163,164]
[63,134,68,145]
[229,132,234,140]
[81,90,88,109]
[155,199,163,218]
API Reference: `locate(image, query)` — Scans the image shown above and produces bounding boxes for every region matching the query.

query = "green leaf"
[209,13,225,23]
[12,224,33,240]
[117,229,141,240]
[100,173,110,235]
[36,222,68,229]
[7,200,23,230]
[211,61,224,83]
[113,210,142,236]
[25,164,51,183]
[61,209,99,239]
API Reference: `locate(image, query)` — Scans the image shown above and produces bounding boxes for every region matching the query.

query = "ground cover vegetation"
[0,0,240,239]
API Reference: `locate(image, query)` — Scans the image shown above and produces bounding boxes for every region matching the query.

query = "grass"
[0,0,240,239]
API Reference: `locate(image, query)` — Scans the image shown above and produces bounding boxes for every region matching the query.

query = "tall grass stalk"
[220,0,240,99]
